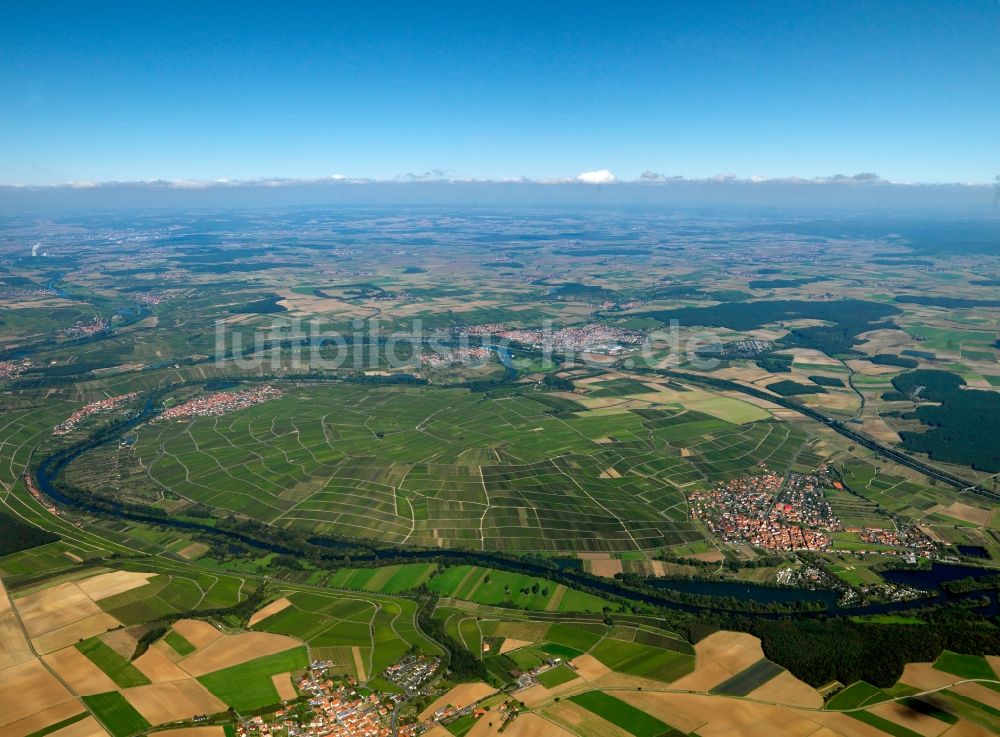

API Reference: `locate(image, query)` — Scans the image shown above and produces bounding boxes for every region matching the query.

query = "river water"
[32,383,1000,619]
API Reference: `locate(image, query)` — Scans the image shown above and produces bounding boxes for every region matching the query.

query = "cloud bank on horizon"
[2,168,996,217]
[2,169,989,191]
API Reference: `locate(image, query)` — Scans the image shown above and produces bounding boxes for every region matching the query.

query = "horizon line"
[3,171,999,191]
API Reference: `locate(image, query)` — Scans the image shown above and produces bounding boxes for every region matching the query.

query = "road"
[645,367,1000,504]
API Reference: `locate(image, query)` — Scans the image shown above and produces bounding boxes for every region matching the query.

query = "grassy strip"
[933,650,998,681]
[82,692,151,737]
[848,711,925,737]
[568,691,676,737]
[825,681,887,710]
[24,712,88,737]
[710,658,784,696]
[76,638,151,688]
[164,629,196,656]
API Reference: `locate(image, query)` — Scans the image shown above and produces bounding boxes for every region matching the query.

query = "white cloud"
[576,169,616,184]
[2,171,990,193]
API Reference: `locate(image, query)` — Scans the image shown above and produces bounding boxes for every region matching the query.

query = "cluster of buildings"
[159,384,282,420]
[855,526,935,556]
[237,655,442,737]
[233,656,445,737]
[383,654,440,694]
[689,472,841,552]
[420,347,493,368]
[133,291,168,305]
[367,290,412,302]
[597,299,644,311]
[58,318,110,338]
[54,392,138,435]
[23,473,59,516]
[0,287,59,299]
[458,323,645,354]
[236,668,410,737]
[710,339,775,358]
[463,323,507,337]
[511,657,569,691]
[321,269,374,277]
[0,358,30,381]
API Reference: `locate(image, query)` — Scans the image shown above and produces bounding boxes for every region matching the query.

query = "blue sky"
[1,1,998,185]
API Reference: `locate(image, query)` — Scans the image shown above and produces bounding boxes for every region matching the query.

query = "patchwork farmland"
[67,381,812,553]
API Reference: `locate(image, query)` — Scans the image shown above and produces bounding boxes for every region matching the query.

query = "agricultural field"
[434,602,696,690]
[250,587,443,679]
[196,646,308,711]
[4,209,1000,737]
[63,379,822,553]
[568,691,676,737]
[426,565,607,612]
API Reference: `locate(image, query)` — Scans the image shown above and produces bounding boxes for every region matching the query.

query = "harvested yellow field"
[952,681,1000,711]
[542,700,633,737]
[148,729,225,737]
[747,670,823,708]
[670,630,764,691]
[272,672,298,701]
[868,701,952,737]
[419,682,498,721]
[176,543,209,560]
[16,582,105,637]
[858,416,901,444]
[612,691,816,737]
[177,631,302,676]
[123,680,227,725]
[0,610,34,670]
[936,721,996,737]
[7,702,94,737]
[467,712,577,737]
[786,348,844,366]
[688,550,725,563]
[75,571,155,601]
[170,619,223,649]
[568,653,611,681]
[544,585,567,612]
[519,677,583,708]
[248,597,292,627]
[133,644,190,683]
[100,628,140,660]
[0,659,78,730]
[32,613,122,655]
[46,716,108,737]
[855,329,913,356]
[845,359,900,376]
[588,558,623,578]
[802,724,887,737]
[500,638,533,655]
[352,646,366,681]
[938,502,992,526]
[900,663,964,691]
[43,646,117,695]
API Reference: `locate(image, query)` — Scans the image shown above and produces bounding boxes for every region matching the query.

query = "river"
[31,383,999,620]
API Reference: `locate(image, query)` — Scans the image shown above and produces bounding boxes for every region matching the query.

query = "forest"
[893,370,1000,472]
